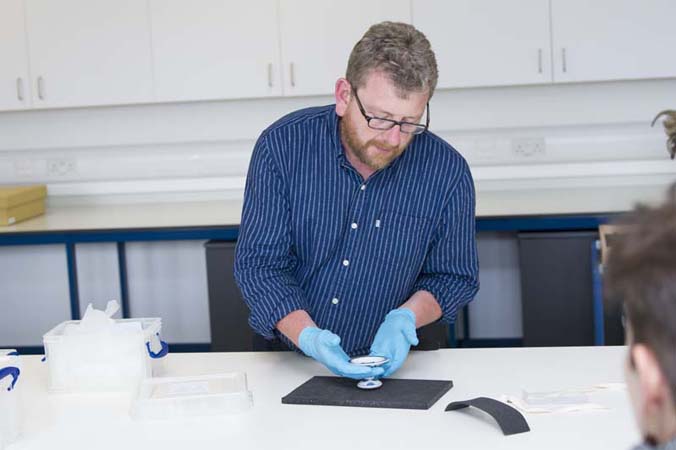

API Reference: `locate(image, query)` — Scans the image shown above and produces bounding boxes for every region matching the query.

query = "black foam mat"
[282,376,453,410]
[445,397,531,436]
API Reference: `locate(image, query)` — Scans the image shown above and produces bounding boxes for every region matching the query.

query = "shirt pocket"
[371,210,432,269]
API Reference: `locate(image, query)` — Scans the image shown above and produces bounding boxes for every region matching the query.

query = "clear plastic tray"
[131,372,253,420]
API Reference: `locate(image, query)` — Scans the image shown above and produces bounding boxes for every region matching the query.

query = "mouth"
[372,144,397,154]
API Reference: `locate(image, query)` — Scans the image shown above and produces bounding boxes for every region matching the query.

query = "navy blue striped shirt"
[234,105,479,356]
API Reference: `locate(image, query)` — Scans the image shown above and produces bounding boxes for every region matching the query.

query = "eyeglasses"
[352,88,429,135]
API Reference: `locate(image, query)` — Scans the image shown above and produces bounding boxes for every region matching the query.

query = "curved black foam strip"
[445,397,530,436]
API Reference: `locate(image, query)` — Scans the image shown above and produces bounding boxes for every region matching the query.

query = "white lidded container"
[0,350,21,449]
[43,317,168,393]
[131,372,253,420]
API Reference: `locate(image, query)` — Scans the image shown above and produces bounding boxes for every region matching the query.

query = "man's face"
[339,71,428,173]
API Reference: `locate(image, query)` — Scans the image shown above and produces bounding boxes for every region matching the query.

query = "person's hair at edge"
[605,182,676,407]
[345,21,438,99]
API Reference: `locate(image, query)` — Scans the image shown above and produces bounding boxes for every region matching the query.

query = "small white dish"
[350,355,389,390]
[350,356,389,367]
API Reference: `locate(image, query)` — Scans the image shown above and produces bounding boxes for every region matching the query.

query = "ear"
[335,78,351,117]
[633,344,669,415]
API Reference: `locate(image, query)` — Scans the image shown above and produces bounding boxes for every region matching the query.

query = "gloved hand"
[369,308,419,377]
[298,327,384,380]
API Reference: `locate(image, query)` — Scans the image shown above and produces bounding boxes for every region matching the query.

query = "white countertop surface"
[0,184,667,233]
[9,346,636,450]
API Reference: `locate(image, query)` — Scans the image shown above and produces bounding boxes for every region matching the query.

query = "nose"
[383,125,401,147]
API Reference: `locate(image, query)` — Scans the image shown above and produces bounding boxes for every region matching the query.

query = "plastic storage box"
[43,318,168,393]
[0,350,21,450]
[131,373,253,420]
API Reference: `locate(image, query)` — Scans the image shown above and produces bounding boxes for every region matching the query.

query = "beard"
[340,116,411,172]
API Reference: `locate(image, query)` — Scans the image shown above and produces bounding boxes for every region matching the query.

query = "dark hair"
[346,21,438,98]
[605,183,676,405]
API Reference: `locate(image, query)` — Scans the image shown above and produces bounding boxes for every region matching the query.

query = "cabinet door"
[551,0,676,83]
[150,0,282,102]
[412,0,551,89]
[0,0,31,111]
[25,0,154,109]
[279,0,410,97]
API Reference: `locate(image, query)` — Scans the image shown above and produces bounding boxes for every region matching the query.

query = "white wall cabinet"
[24,0,154,109]
[150,0,409,101]
[412,0,551,90]
[278,0,410,97]
[150,0,282,102]
[1,0,674,112]
[0,0,32,111]
[551,0,676,83]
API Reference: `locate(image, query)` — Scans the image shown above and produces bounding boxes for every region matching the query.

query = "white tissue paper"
[501,384,626,413]
[63,300,141,336]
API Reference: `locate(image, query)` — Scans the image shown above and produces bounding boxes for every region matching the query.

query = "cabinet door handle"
[561,48,567,73]
[37,76,45,100]
[538,49,543,74]
[268,63,273,87]
[16,77,24,101]
[289,62,295,88]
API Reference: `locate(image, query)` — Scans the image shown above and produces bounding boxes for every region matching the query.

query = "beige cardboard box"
[0,185,47,226]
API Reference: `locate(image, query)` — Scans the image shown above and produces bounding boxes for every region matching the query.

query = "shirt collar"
[328,107,344,160]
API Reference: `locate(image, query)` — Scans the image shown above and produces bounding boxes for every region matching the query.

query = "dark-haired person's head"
[605,184,676,448]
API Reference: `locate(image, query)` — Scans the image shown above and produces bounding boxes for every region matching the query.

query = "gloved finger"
[403,327,419,346]
[382,358,402,377]
[368,348,391,359]
[382,347,411,377]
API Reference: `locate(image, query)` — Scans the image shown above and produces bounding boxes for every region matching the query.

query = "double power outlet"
[46,158,77,176]
[511,137,546,158]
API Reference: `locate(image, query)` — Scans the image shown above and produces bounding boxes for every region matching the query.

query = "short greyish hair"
[346,21,438,98]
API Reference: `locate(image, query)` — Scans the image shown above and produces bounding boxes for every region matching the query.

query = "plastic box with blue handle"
[0,349,21,449]
[42,318,168,393]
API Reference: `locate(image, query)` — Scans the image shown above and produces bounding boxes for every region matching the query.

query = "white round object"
[350,356,389,367]
[357,378,382,390]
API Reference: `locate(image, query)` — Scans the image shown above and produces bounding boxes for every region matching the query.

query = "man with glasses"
[235,22,479,380]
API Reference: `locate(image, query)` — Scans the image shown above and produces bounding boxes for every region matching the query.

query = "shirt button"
[332,298,339,305]
[351,223,358,229]
[342,259,350,267]
[360,184,366,191]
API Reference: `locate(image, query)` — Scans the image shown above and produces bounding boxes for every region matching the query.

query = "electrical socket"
[511,137,546,158]
[46,158,77,176]
[13,159,34,177]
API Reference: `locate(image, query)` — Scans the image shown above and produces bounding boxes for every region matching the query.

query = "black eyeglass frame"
[351,88,430,135]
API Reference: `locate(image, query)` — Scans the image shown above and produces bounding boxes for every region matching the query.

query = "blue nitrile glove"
[369,308,419,377]
[298,327,384,380]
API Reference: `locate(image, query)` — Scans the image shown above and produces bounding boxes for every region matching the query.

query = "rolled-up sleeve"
[234,135,306,339]
[410,168,479,324]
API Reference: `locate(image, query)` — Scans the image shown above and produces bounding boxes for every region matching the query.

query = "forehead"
[356,70,428,118]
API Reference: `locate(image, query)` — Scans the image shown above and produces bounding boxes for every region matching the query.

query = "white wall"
[0,78,674,204]
[1,78,675,346]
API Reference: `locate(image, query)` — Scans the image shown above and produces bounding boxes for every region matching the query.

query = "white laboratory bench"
[10,346,636,450]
